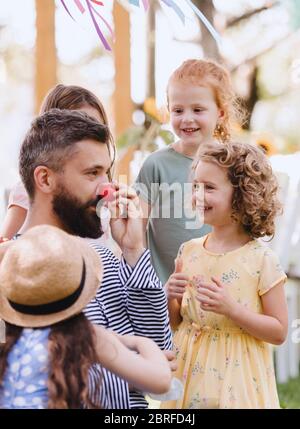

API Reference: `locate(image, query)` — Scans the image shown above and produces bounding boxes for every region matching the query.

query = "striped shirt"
[84,245,172,409]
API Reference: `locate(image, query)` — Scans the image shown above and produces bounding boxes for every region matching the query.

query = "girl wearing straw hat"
[0,225,172,409]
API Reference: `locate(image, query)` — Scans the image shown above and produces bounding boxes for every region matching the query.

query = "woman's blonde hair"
[192,141,282,238]
[167,59,245,143]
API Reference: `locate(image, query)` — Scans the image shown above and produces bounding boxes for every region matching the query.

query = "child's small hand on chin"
[196,276,238,317]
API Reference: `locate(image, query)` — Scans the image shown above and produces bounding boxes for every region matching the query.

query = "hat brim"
[0,238,102,328]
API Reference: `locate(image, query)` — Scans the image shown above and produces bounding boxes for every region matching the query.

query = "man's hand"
[107,184,145,267]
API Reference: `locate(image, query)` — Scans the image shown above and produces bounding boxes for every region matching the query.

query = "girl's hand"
[163,350,178,372]
[196,276,238,317]
[165,259,189,303]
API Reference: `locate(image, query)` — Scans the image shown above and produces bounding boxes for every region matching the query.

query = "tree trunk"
[192,0,220,61]
[35,0,57,113]
[146,2,157,98]
[242,64,258,130]
[113,2,133,137]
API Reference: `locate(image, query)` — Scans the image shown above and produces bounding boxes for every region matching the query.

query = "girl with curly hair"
[163,141,288,409]
[0,225,171,409]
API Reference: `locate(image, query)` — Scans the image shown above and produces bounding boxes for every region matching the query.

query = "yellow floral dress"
[162,235,287,409]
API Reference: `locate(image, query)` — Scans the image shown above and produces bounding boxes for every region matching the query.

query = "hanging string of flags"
[60,0,222,51]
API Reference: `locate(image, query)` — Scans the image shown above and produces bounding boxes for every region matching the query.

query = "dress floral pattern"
[162,235,286,409]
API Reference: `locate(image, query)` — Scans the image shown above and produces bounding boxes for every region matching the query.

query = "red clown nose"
[97,183,115,202]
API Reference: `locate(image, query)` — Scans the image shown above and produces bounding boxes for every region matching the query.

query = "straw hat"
[0,225,102,328]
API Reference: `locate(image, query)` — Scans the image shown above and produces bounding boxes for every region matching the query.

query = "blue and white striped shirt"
[84,245,172,409]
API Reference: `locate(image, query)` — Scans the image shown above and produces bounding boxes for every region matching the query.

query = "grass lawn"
[278,376,300,409]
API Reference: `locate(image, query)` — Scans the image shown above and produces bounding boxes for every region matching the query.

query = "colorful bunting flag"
[60,0,221,51]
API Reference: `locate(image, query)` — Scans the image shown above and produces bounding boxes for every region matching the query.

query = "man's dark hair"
[19,108,110,201]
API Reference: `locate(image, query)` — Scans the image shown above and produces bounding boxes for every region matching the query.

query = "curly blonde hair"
[167,59,246,143]
[192,141,282,238]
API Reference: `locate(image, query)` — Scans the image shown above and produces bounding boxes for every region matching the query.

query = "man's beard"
[52,183,103,238]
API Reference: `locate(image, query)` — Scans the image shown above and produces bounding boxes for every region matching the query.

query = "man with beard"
[15,109,172,408]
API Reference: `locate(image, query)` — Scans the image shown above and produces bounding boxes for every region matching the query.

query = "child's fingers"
[171,277,189,285]
[172,273,189,281]
[171,285,186,294]
[211,276,223,288]
[200,303,214,312]
[197,282,218,292]
[170,292,185,300]
[163,350,176,361]
[169,360,178,372]
[196,294,214,306]
[197,287,218,300]
[168,279,188,292]
[163,350,177,371]
[167,284,186,296]
[173,281,188,288]
[174,258,183,273]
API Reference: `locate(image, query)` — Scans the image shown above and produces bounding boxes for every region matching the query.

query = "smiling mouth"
[182,128,200,133]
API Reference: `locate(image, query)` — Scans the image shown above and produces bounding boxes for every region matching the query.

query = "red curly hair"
[167,59,246,143]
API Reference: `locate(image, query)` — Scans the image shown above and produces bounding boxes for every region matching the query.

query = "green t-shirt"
[134,146,211,285]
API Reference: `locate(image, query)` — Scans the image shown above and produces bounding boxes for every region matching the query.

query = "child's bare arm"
[228,281,287,344]
[93,326,172,394]
[0,206,27,239]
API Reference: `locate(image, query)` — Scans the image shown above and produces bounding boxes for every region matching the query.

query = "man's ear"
[33,166,58,195]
